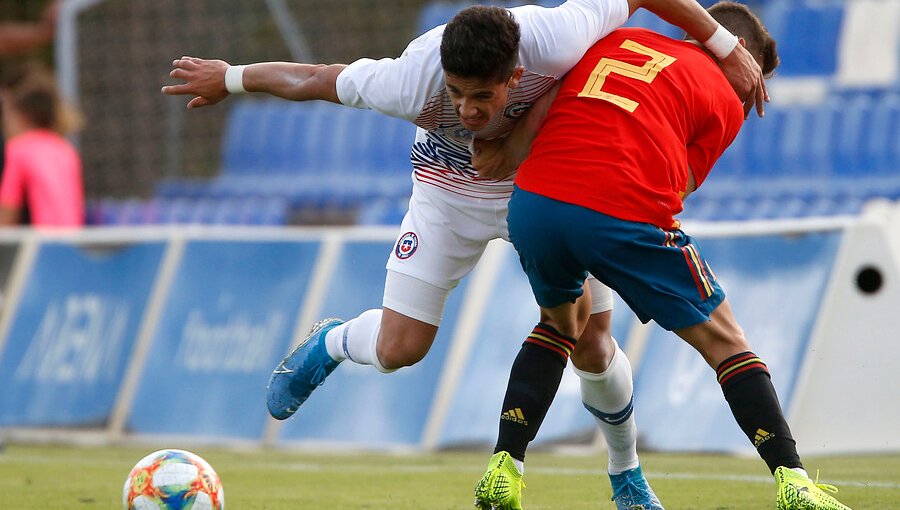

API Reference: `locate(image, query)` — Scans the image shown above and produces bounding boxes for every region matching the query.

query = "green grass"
[1,443,897,509]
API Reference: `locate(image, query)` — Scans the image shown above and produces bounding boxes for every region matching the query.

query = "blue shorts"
[507,187,725,331]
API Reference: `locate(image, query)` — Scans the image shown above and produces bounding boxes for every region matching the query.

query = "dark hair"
[1,64,81,134]
[708,1,779,77]
[440,6,520,83]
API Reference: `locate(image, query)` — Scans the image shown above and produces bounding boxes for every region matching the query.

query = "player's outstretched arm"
[162,56,347,109]
[628,0,767,118]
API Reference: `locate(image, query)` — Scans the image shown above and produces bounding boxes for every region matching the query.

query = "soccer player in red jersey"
[474,3,852,509]
[165,2,768,508]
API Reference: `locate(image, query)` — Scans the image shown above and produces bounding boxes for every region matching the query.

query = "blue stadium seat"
[719,195,756,221]
[221,100,272,174]
[742,103,787,177]
[858,93,898,176]
[831,94,875,176]
[356,196,411,225]
[195,98,419,223]
[878,94,900,175]
[416,1,466,33]
[713,122,746,179]
[777,101,833,179]
[762,0,844,76]
[99,199,152,225]
[623,9,685,40]
[244,197,290,225]
[157,197,195,224]
[87,199,116,225]
[768,195,810,219]
[415,1,561,35]
[681,193,729,221]
[189,199,219,224]
[154,178,214,200]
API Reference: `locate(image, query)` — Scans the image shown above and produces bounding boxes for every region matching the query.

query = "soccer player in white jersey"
[163,1,766,508]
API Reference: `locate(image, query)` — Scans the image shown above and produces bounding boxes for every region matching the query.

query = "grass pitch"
[1,443,897,509]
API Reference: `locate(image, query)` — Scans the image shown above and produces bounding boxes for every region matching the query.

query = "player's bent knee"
[377,306,439,369]
[377,338,430,368]
[570,311,615,372]
[571,332,616,374]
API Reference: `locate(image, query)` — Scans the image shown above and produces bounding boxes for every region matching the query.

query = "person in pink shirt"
[0,65,83,227]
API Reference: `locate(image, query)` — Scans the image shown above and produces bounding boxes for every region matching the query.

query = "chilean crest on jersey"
[433,125,474,145]
[395,232,419,259]
[504,101,531,119]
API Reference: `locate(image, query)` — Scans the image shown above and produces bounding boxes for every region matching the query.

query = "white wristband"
[224,65,247,94]
[703,24,739,60]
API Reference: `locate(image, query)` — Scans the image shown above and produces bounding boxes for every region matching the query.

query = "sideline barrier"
[633,231,842,453]
[0,211,895,455]
[0,240,165,427]
[277,240,471,448]
[127,240,321,440]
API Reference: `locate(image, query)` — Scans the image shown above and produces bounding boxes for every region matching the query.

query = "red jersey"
[515,28,743,229]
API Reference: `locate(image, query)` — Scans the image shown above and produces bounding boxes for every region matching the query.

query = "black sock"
[494,323,575,462]
[717,351,802,474]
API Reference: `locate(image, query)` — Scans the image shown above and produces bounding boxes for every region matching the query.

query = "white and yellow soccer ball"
[123,449,224,510]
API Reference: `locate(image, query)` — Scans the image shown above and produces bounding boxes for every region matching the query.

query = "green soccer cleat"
[775,466,852,510]
[474,451,525,510]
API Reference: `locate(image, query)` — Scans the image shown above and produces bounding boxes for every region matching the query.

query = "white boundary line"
[2,451,896,490]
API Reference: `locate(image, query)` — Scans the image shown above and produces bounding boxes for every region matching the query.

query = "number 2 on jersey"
[578,39,676,113]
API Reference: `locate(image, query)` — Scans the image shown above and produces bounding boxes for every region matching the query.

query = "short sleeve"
[0,142,26,209]
[336,27,446,121]
[514,0,630,78]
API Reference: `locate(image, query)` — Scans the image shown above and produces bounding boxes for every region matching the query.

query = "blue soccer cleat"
[266,317,344,420]
[609,465,664,510]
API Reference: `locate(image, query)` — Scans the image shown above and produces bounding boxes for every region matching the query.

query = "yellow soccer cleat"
[775,466,852,510]
[474,451,525,510]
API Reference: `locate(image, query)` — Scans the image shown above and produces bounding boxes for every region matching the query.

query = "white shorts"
[383,182,613,326]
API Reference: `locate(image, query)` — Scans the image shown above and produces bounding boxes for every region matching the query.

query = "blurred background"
[0,0,896,459]
[52,0,900,227]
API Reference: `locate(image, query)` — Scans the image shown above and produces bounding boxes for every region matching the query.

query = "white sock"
[573,342,639,475]
[791,467,809,479]
[513,458,524,475]
[324,309,382,365]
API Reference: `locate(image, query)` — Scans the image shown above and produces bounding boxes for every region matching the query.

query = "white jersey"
[336,0,629,199]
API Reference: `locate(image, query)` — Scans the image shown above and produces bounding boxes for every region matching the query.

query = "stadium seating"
[116,0,897,227]
[411,0,900,225]
[88,195,291,226]
[217,99,414,202]
[763,0,845,77]
[150,99,417,225]
[356,196,412,225]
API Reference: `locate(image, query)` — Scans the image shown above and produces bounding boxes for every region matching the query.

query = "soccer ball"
[123,449,225,510]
